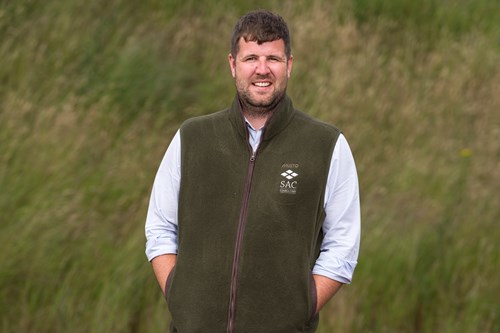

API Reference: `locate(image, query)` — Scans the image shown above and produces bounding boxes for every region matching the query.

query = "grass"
[0,0,499,332]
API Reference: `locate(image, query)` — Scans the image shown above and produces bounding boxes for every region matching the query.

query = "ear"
[228,53,236,78]
[286,55,293,78]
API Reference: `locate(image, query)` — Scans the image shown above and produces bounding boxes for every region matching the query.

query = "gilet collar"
[228,95,295,142]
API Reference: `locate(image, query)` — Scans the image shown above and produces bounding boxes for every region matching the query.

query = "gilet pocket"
[164,268,175,301]
[309,274,318,321]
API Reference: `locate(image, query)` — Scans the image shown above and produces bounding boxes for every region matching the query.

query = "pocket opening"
[165,268,175,301]
[309,274,318,321]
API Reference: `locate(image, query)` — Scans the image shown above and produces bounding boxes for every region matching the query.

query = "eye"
[268,56,283,62]
[243,56,257,62]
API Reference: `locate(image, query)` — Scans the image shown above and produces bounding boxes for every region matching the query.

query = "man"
[145,10,360,333]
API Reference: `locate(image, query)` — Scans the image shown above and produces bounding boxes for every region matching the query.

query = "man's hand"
[313,274,343,314]
[151,254,177,296]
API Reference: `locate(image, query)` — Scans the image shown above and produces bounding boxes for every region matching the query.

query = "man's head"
[230,10,291,60]
[229,10,293,117]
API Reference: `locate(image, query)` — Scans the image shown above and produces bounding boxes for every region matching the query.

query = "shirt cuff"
[145,237,178,262]
[312,255,358,284]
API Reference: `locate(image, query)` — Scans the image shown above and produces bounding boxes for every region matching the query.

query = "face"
[228,38,293,113]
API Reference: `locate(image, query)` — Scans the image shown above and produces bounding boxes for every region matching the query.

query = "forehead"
[236,38,287,57]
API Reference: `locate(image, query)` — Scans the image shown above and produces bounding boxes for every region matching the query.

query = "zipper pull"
[250,151,256,162]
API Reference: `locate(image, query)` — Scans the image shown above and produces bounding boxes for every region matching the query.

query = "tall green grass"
[1,0,499,332]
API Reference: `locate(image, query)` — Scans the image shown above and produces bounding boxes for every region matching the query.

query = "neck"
[238,96,284,130]
[243,112,270,130]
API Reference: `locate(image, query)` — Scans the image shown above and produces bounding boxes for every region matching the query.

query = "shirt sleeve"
[145,130,181,261]
[312,133,361,284]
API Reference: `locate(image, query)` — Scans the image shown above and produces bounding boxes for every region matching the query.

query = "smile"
[253,82,271,87]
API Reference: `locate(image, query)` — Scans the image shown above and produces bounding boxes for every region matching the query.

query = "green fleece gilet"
[166,95,341,333]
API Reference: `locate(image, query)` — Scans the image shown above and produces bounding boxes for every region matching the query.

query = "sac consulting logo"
[280,166,299,194]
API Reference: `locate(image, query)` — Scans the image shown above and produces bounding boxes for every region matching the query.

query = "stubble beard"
[236,76,288,119]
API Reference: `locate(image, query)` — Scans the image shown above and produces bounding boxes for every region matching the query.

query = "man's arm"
[312,134,360,311]
[313,274,343,313]
[151,254,177,296]
[145,130,181,296]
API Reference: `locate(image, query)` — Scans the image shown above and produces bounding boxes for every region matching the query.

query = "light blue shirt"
[145,121,360,283]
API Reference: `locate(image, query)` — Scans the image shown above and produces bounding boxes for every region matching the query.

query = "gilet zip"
[226,127,263,333]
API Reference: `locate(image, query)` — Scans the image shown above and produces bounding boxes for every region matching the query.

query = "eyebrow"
[240,54,286,61]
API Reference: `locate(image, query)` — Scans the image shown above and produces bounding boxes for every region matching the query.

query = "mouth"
[252,81,272,88]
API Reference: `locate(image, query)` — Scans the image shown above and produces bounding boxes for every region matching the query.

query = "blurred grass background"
[0,0,499,332]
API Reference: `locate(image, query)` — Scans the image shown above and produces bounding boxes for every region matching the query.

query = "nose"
[255,58,270,75]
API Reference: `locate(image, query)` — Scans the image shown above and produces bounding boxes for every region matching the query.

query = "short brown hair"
[231,10,291,59]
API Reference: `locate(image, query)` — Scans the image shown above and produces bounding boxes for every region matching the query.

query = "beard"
[235,75,288,118]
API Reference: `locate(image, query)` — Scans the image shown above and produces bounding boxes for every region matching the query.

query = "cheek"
[271,65,289,79]
[237,65,252,77]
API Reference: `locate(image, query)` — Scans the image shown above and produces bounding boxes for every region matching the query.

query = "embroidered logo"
[279,167,299,194]
[281,170,299,180]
